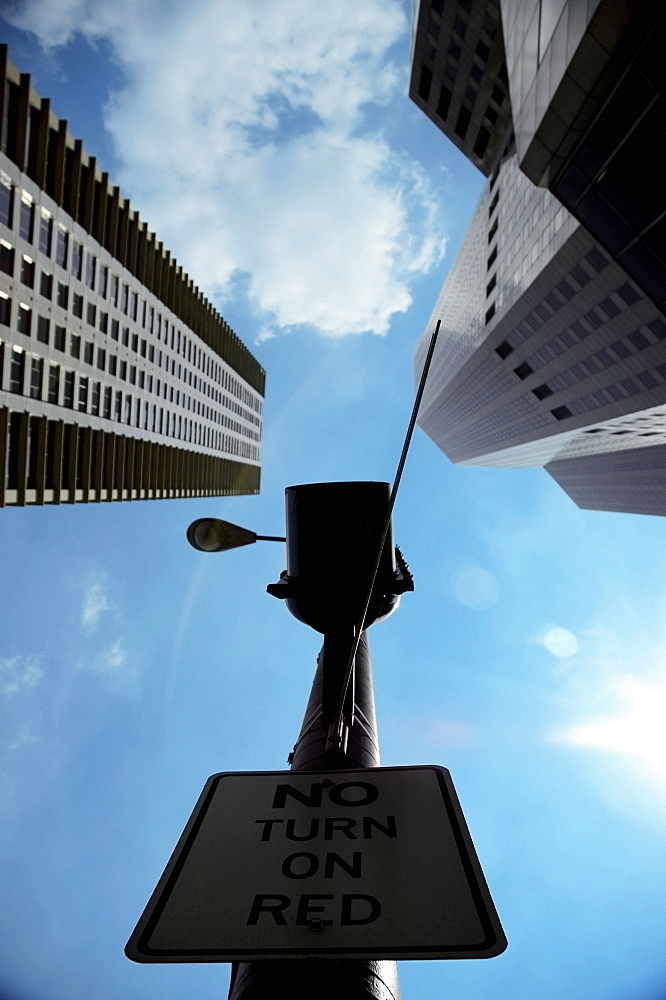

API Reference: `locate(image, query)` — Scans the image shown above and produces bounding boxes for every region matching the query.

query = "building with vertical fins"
[410,1,666,516]
[0,47,264,506]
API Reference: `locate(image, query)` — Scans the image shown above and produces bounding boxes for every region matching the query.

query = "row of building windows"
[0,176,262,416]
[0,343,261,458]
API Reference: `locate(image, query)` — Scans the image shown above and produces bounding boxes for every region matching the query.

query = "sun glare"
[567,676,666,778]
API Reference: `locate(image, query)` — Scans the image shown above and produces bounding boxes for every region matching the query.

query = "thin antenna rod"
[328,320,441,751]
[255,535,287,542]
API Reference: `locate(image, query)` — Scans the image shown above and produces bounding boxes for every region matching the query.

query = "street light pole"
[227,481,412,1000]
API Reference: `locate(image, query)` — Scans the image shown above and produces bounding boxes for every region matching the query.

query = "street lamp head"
[266,482,413,634]
[186,518,258,552]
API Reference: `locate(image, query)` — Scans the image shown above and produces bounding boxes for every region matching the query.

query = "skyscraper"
[410,0,666,515]
[0,47,264,506]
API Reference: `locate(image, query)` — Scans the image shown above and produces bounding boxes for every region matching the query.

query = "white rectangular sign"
[126,765,506,962]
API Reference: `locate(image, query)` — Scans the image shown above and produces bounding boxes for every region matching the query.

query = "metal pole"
[227,630,401,1000]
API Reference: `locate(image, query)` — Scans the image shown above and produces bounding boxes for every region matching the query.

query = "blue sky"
[1,3,666,999]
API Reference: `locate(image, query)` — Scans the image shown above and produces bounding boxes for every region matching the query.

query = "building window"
[39,271,53,298]
[418,65,432,101]
[455,106,471,140]
[37,315,50,344]
[111,274,119,306]
[48,363,59,404]
[103,385,112,419]
[70,334,81,359]
[54,325,66,351]
[129,364,136,385]
[97,348,106,370]
[78,375,88,412]
[110,318,119,340]
[87,302,96,326]
[91,381,100,415]
[9,347,25,393]
[485,303,496,323]
[17,303,32,336]
[488,218,498,243]
[71,240,83,279]
[84,342,94,365]
[551,405,572,421]
[57,282,69,309]
[514,362,533,379]
[39,213,52,256]
[30,357,43,399]
[121,326,129,346]
[131,332,138,352]
[99,311,108,334]
[487,246,498,270]
[63,371,75,408]
[130,291,138,321]
[55,227,68,267]
[486,274,497,296]
[85,253,96,290]
[20,255,35,288]
[0,240,14,275]
[121,284,129,314]
[108,355,117,375]
[72,293,83,318]
[0,176,14,227]
[19,195,34,241]
[114,391,122,421]
[533,383,553,400]
[99,265,109,298]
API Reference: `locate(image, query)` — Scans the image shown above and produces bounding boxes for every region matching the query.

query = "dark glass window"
[119,360,127,380]
[19,198,34,241]
[131,332,138,352]
[87,302,96,326]
[63,370,75,408]
[99,311,108,334]
[55,228,68,267]
[84,342,94,365]
[0,179,13,227]
[533,383,553,400]
[111,274,119,306]
[39,214,52,256]
[91,381,100,416]
[70,334,81,359]
[78,375,88,412]
[103,386,112,419]
[97,348,106,371]
[99,265,109,298]
[71,241,82,279]
[39,271,53,298]
[514,362,533,379]
[37,315,50,344]
[54,326,66,352]
[57,282,69,309]
[20,255,35,288]
[0,294,12,326]
[9,348,25,393]
[121,284,129,314]
[72,293,83,319]
[0,241,14,275]
[108,355,117,375]
[551,405,572,420]
[110,318,119,340]
[17,303,31,336]
[85,254,96,290]
[30,357,43,399]
[48,364,59,404]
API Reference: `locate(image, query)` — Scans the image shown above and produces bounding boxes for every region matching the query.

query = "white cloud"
[6,0,446,338]
[77,639,141,699]
[80,579,111,634]
[0,655,42,697]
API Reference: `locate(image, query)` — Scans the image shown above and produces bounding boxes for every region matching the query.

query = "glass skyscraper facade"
[411,0,666,515]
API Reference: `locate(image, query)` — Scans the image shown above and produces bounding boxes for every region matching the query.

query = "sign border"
[126,765,507,962]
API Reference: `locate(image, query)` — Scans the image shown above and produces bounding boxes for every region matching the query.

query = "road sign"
[126,765,506,962]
